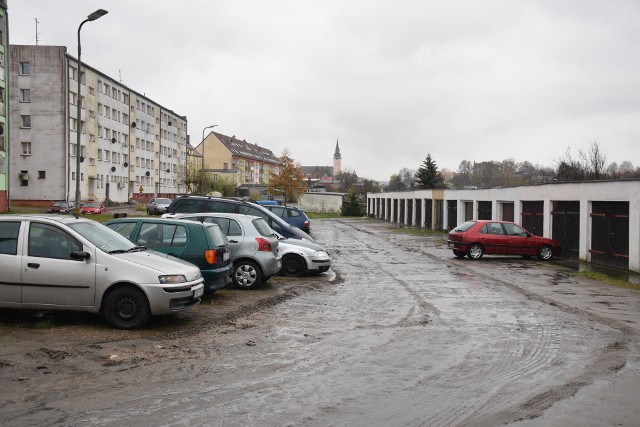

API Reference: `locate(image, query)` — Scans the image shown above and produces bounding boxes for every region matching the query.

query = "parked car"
[0,215,204,329]
[80,201,106,215]
[47,201,72,214]
[106,217,232,293]
[163,195,315,242]
[147,198,173,215]
[447,220,562,260]
[172,213,281,289]
[265,205,311,234]
[276,232,331,276]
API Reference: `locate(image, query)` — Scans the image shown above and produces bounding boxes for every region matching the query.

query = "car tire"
[537,245,554,261]
[453,250,466,258]
[103,286,150,329]
[232,260,263,289]
[281,254,308,277]
[467,243,484,260]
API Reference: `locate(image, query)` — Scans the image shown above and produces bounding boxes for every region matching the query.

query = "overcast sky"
[8,1,640,181]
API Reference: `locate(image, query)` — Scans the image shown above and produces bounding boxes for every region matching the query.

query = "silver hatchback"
[0,215,204,329]
[173,213,281,289]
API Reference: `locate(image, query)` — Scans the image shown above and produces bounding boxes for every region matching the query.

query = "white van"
[0,215,204,329]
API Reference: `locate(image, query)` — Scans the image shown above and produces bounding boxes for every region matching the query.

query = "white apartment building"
[9,45,188,205]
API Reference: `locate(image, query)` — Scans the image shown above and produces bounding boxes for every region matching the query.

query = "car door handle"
[27,263,40,269]
[229,239,239,243]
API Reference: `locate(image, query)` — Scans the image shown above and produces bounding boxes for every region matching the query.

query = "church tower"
[333,139,342,176]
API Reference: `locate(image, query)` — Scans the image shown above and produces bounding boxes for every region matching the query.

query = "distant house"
[196,131,280,187]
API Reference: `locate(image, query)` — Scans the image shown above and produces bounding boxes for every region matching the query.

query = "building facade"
[0,1,8,212]
[9,45,188,206]
[197,131,280,187]
[367,180,640,273]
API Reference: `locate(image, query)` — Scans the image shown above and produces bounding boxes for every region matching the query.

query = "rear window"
[252,218,275,237]
[206,224,228,246]
[453,221,477,232]
[206,200,237,213]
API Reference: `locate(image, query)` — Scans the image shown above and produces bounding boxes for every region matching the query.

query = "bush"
[341,191,365,216]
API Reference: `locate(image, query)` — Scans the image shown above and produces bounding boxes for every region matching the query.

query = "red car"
[447,220,561,260]
[80,201,106,215]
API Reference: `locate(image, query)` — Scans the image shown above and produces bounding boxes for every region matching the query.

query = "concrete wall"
[299,192,343,213]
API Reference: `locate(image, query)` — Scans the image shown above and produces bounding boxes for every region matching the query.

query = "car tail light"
[205,249,218,264]
[256,237,272,252]
[304,220,310,227]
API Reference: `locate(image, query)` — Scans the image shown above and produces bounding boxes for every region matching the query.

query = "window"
[19,169,29,186]
[21,115,31,128]
[69,66,77,80]
[21,141,31,155]
[20,89,31,102]
[89,133,95,142]
[0,222,20,255]
[89,110,95,118]
[89,86,95,95]
[70,117,77,131]
[20,62,31,75]
[28,223,82,260]
[69,92,77,106]
[38,171,46,179]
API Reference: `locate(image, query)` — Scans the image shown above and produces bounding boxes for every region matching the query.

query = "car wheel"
[103,286,150,329]
[537,245,554,261]
[453,250,466,258]
[281,254,308,277]
[467,243,484,260]
[232,260,263,289]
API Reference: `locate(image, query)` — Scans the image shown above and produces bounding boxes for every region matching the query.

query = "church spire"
[333,138,342,176]
[334,138,341,159]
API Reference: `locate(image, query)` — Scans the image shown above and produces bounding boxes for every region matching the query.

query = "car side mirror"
[70,250,91,260]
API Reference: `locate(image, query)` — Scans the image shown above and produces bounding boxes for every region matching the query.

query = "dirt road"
[1,218,640,426]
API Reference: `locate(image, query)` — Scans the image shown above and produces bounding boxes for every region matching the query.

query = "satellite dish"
[123,162,128,167]
[145,171,150,176]
[111,166,116,172]
[168,121,172,126]
[111,138,116,144]
[166,168,170,173]
[80,156,85,163]
[131,122,136,128]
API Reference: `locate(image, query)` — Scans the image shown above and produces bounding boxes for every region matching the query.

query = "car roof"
[172,212,261,221]
[0,214,92,225]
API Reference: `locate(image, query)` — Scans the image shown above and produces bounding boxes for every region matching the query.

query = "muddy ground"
[2,218,640,426]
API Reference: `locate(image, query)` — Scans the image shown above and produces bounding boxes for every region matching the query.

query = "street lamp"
[200,124,217,193]
[75,9,108,209]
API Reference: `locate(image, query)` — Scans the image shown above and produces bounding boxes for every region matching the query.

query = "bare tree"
[580,140,607,180]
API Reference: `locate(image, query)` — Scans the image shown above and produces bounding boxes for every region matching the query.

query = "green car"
[106,217,232,293]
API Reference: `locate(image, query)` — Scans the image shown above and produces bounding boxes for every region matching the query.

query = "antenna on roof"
[34,18,40,45]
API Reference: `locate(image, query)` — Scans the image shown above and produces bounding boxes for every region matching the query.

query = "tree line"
[385,141,640,191]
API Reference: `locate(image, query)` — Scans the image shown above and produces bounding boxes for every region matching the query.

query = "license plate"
[194,287,204,299]
[223,252,230,262]
[448,242,454,248]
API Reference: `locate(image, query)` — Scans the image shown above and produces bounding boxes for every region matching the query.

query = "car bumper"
[447,240,469,252]
[260,255,282,277]
[308,255,331,272]
[142,278,205,315]
[201,264,233,292]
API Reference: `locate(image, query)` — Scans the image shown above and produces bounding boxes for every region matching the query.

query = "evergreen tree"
[415,154,443,189]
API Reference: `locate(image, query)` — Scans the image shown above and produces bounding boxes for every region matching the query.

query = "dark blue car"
[264,205,311,234]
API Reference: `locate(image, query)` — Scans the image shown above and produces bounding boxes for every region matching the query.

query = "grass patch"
[571,270,640,291]
[307,212,343,219]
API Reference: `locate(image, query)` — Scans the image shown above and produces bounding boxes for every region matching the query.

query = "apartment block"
[9,45,188,206]
[0,1,8,212]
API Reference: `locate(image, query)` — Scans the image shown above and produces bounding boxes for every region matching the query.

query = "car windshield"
[453,221,477,232]
[68,220,137,252]
[52,201,67,207]
[84,202,100,207]
[156,198,172,204]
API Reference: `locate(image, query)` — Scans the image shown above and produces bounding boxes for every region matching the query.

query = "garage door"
[591,202,629,270]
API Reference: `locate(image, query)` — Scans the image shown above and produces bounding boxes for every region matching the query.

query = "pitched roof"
[213,132,280,164]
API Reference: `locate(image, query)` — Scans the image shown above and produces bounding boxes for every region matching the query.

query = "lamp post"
[76,9,108,209]
[200,124,217,193]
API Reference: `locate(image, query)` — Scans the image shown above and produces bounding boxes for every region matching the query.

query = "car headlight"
[158,275,187,284]
[313,251,329,258]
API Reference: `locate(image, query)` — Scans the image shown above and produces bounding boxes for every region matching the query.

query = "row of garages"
[366,180,640,272]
